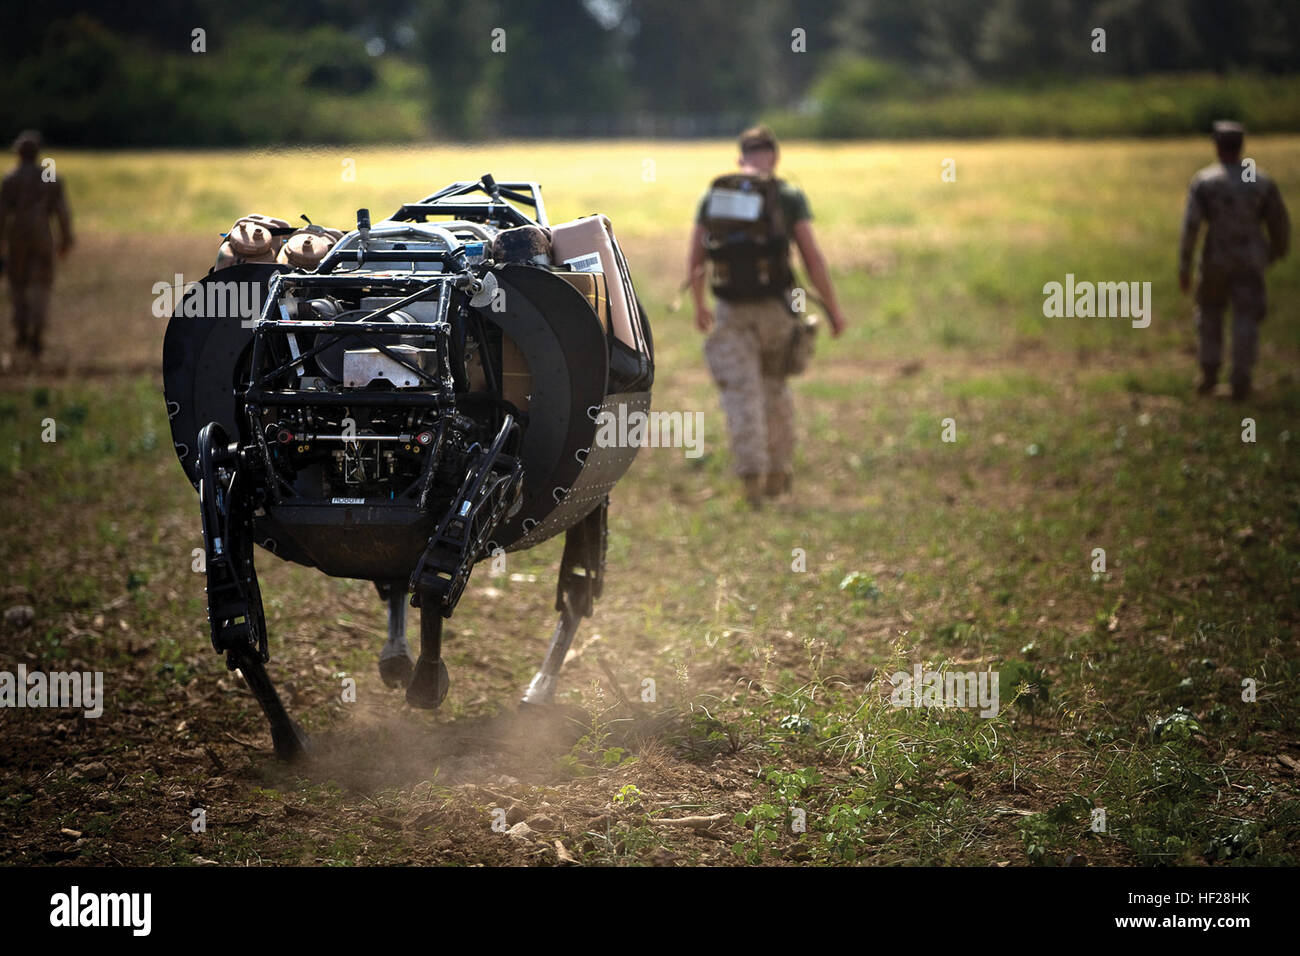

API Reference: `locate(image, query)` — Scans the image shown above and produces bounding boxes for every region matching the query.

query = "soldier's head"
[1211,120,1244,164]
[738,125,779,176]
[12,130,42,163]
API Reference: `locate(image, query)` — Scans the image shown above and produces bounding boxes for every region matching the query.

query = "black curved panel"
[501,390,650,552]
[162,264,289,486]
[481,264,609,549]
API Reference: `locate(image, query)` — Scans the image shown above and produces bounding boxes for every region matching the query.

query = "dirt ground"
[2,192,1297,867]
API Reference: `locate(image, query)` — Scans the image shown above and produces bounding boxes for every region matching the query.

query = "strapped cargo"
[699,172,792,301]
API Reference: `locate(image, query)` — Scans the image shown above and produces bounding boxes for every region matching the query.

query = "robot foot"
[520,670,557,707]
[405,657,450,709]
[379,652,415,689]
[228,642,311,761]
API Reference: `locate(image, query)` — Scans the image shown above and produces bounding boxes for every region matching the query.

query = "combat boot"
[765,471,792,497]
[1197,363,1218,395]
[741,474,765,508]
[1231,380,1252,402]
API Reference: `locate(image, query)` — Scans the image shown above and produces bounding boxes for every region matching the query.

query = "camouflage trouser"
[1196,269,1265,390]
[703,296,795,478]
[6,244,54,355]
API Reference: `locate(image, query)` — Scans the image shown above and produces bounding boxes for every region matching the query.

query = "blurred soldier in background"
[687,126,847,506]
[0,130,74,359]
[1179,120,1289,400]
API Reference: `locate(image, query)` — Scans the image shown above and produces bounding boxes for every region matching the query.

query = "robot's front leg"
[375,580,415,688]
[226,641,309,760]
[521,499,608,706]
[405,595,451,710]
[197,422,308,761]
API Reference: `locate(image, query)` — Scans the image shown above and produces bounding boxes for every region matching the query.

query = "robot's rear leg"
[374,580,415,688]
[521,499,608,706]
[520,596,583,706]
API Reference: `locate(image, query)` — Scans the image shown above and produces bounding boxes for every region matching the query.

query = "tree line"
[2,0,1298,145]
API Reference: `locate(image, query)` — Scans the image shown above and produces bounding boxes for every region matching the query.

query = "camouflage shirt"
[1178,161,1289,278]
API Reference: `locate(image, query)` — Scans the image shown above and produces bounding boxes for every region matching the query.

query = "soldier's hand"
[694,305,714,333]
[827,309,846,338]
[1178,273,1191,294]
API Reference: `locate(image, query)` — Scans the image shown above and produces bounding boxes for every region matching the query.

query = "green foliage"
[1150,707,1203,744]
[1019,795,1095,865]
[838,571,882,601]
[775,69,1300,140]
[613,784,642,805]
[998,659,1051,714]
[6,2,1300,145]
[0,16,422,147]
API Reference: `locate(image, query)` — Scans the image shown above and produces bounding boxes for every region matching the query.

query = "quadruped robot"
[162,176,654,758]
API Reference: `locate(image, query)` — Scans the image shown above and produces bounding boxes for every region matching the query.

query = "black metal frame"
[391,175,548,228]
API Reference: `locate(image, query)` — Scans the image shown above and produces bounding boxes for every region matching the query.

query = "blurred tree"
[493,0,627,120]
[414,0,501,138]
[1091,0,1202,75]
[624,0,784,116]
[3,0,1300,144]
[975,0,1091,79]
[833,0,989,86]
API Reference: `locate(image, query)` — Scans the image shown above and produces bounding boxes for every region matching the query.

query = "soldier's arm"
[53,179,73,253]
[1263,182,1290,263]
[687,222,711,332]
[791,220,845,337]
[0,177,10,258]
[1178,182,1203,287]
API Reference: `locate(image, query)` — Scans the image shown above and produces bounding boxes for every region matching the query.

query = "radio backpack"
[701,173,793,301]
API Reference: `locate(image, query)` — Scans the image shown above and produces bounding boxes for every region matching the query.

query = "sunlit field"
[1,138,1297,866]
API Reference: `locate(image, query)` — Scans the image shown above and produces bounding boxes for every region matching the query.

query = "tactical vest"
[701,173,792,301]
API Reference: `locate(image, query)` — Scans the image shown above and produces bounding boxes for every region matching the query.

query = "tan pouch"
[785,312,819,376]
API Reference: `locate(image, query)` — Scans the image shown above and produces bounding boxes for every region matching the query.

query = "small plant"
[839,571,881,601]
[1150,707,1202,745]
[778,714,814,735]
[999,659,1050,714]
[1018,795,1093,865]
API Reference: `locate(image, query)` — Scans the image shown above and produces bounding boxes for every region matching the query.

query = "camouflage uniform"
[699,181,809,488]
[0,133,72,358]
[704,296,797,479]
[1179,156,1290,394]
